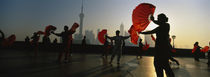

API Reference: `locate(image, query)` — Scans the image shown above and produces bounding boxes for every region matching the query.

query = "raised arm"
[150,15,160,25]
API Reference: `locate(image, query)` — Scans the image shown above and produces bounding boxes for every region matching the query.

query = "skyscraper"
[120,23,124,36]
[73,0,85,44]
[79,0,84,36]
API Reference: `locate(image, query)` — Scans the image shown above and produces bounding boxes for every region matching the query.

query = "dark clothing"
[142,21,174,77]
[31,34,39,47]
[0,31,5,47]
[194,46,201,61]
[55,31,74,48]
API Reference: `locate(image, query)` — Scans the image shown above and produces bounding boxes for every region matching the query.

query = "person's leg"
[163,61,175,77]
[110,47,117,64]
[117,49,122,64]
[154,60,164,77]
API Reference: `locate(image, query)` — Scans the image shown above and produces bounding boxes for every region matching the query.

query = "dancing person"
[207,42,210,66]
[31,32,40,57]
[140,13,175,77]
[0,30,5,47]
[102,35,110,59]
[106,30,130,66]
[193,42,201,61]
[52,25,75,63]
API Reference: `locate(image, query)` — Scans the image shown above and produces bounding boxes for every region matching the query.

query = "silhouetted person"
[42,36,51,50]
[106,30,130,66]
[193,42,201,61]
[81,36,86,53]
[53,38,58,45]
[24,36,30,48]
[0,30,5,47]
[31,32,40,57]
[52,25,75,63]
[137,38,144,59]
[208,42,210,66]
[140,13,175,77]
[102,35,110,59]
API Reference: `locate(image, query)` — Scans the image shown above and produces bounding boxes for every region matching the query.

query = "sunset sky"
[0,0,209,49]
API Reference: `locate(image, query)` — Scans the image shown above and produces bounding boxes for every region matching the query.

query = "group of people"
[2,13,209,77]
[193,41,210,66]
[102,13,178,77]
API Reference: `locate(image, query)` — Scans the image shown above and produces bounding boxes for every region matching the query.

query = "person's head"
[83,36,86,39]
[194,42,199,46]
[158,13,168,23]
[64,25,69,31]
[116,30,120,36]
[139,38,142,42]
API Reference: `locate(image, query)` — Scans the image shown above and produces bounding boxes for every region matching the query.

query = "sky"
[0,0,210,49]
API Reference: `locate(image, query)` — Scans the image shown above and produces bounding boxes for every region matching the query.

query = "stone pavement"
[0,49,210,77]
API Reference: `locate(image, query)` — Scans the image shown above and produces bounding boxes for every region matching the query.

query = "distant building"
[120,23,124,36]
[74,0,85,44]
[85,30,96,44]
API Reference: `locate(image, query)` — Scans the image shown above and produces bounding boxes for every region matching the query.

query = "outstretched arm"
[122,35,130,40]
[52,32,62,37]
[106,35,114,40]
[140,27,158,34]
[0,30,5,39]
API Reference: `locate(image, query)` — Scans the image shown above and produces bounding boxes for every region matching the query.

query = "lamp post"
[172,35,176,48]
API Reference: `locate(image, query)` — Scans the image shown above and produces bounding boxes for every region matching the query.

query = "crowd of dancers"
[0,13,210,77]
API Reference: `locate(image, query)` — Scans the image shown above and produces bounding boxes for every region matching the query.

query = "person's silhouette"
[137,38,144,59]
[106,30,130,66]
[52,25,75,63]
[193,42,201,61]
[31,32,40,57]
[102,35,110,59]
[140,13,175,77]
[207,42,210,66]
[0,30,5,48]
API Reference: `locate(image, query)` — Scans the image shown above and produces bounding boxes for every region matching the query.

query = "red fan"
[98,29,107,44]
[45,25,57,36]
[132,3,156,32]
[67,22,79,48]
[128,25,138,45]
[201,46,209,53]
[69,23,79,33]
[2,34,16,47]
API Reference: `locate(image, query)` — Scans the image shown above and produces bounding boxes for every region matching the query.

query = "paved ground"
[0,49,210,77]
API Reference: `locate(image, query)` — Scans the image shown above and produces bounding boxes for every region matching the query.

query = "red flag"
[98,29,107,44]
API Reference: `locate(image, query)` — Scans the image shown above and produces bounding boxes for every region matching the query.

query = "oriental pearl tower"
[79,0,84,37]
